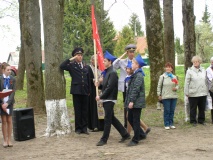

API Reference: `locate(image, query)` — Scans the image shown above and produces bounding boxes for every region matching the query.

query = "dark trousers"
[123,92,127,128]
[209,91,213,123]
[188,96,206,124]
[128,108,146,143]
[73,94,89,132]
[101,101,128,142]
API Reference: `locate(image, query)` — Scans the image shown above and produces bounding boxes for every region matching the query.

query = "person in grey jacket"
[113,44,136,128]
[157,62,178,130]
[125,54,147,146]
[184,55,208,126]
[95,51,130,146]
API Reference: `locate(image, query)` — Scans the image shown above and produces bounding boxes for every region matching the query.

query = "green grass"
[14,64,212,127]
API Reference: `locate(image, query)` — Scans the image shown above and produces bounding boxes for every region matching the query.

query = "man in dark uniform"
[60,47,91,135]
[95,51,130,146]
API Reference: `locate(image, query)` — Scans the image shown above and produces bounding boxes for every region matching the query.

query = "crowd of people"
[60,44,152,146]
[158,55,213,130]
[59,45,213,147]
[1,44,213,148]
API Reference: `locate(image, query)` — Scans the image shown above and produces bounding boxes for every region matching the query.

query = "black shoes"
[75,130,89,135]
[145,128,151,135]
[119,134,131,143]
[96,140,107,146]
[82,131,90,135]
[127,141,138,147]
[198,122,206,125]
[139,135,146,141]
[191,122,197,127]
[75,130,81,134]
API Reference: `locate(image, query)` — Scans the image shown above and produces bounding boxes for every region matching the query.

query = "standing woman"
[0,63,16,147]
[157,62,178,130]
[206,57,213,123]
[184,55,208,125]
[88,55,104,131]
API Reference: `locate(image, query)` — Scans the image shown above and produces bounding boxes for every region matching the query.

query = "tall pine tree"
[113,25,135,57]
[128,13,144,37]
[63,0,116,61]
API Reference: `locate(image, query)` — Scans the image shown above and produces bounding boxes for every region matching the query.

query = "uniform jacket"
[0,75,16,106]
[184,66,208,97]
[157,73,178,99]
[125,69,146,109]
[113,58,129,92]
[99,65,118,100]
[60,59,91,95]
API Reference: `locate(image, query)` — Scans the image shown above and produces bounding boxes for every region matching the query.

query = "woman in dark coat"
[88,55,104,131]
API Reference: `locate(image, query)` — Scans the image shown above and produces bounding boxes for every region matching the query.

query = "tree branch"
[106,0,117,13]
[123,0,132,12]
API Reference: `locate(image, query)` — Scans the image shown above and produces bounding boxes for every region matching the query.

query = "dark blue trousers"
[73,94,89,132]
[101,101,128,142]
[128,108,146,143]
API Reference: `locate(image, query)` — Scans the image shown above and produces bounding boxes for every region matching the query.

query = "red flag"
[91,5,105,71]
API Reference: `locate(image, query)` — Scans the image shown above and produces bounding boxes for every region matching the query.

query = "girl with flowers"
[157,62,179,130]
[0,63,16,148]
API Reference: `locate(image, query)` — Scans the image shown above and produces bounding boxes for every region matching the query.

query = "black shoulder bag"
[159,76,164,103]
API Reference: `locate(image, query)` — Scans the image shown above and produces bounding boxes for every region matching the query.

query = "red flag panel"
[91,5,105,71]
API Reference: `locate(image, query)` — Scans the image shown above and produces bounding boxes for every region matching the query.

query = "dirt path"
[1,110,213,160]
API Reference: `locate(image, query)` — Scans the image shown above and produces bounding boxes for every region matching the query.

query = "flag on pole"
[91,5,105,71]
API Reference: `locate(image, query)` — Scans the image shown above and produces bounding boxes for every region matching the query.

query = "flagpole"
[93,39,99,96]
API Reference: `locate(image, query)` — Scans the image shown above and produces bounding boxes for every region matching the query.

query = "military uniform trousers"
[73,94,89,132]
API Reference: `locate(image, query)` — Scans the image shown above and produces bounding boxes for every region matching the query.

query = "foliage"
[128,13,144,37]
[196,4,213,63]
[195,22,213,62]
[63,0,92,62]
[63,0,116,62]
[113,25,135,57]
[175,37,184,55]
[201,5,211,23]
[101,12,116,54]
[175,37,184,64]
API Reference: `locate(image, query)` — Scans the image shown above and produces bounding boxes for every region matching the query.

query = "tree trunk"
[182,0,196,74]
[23,0,45,113]
[143,0,164,106]
[163,0,175,73]
[42,0,71,136]
[16,0,25,90]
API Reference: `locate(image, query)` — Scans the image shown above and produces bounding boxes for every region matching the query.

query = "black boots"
[211,109,213,124]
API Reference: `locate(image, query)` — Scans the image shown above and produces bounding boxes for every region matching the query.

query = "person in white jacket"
[184,55,208,126]
[113,44,136,128]
[206,57,213,123]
